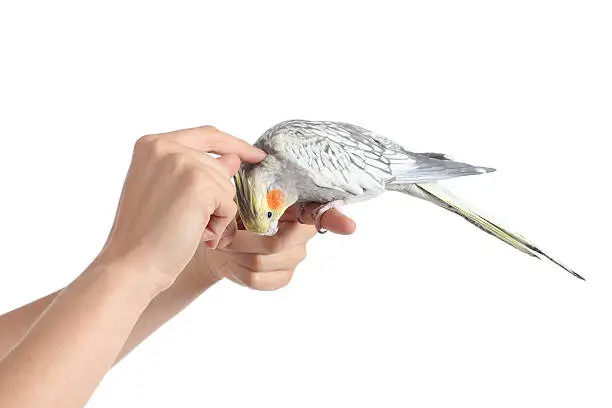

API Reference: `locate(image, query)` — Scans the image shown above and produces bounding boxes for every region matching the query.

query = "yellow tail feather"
[414,183,584,280]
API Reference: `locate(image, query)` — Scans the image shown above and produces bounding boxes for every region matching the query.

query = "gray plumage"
[255,120,494,204]
[235,119,583,280]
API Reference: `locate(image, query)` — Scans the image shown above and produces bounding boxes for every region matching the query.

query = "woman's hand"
[188,203,356,291]
[0,126,268,408]
[96,126,266,292]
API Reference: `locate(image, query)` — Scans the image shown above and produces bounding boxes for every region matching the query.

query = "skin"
[0,126,355,408]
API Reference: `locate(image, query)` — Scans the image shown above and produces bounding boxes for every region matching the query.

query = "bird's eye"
[267,211,273,219]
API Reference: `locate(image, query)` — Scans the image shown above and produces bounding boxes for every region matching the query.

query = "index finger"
[281,204,356,235]
[222,222,315,254]
[161,126,266,163]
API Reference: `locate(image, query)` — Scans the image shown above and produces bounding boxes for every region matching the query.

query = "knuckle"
[248,254,267,271]
[135,135,165,157]
[164,153,189,172]
[201,125,218,132]
[149,138,167,157]
[205,202,216,215]
[135,134,156,148]
[226,200,238,214]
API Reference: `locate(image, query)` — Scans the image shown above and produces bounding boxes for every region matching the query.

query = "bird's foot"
[296,202,307,224]
[312,200,345,234]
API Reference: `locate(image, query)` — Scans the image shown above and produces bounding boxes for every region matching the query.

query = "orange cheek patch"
[266,189,285,210]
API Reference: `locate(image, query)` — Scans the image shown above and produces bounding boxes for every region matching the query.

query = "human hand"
[188,203,356,290]
[96,126,266,292]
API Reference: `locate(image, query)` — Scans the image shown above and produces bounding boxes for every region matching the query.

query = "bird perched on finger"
[234,119,584,280]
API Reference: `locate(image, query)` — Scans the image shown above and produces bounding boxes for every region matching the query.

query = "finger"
[229,269,294,291]
[222,222,314,254]
[217,218,238,249]
[155,142,237,196]
[282,204,356,235]
[167,145,238,192]
[233,245,306,272]
[202,194,238,248]
[161,126,266,163]
[204,215,234,248]
[216,154,241,177]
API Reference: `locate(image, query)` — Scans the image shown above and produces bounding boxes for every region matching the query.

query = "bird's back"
[256,120,494,200]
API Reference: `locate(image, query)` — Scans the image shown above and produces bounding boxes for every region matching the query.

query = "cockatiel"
[234,120,583,280]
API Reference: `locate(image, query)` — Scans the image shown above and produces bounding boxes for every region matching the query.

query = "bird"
[234,119,584,280]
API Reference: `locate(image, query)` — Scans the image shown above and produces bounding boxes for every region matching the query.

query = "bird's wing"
[257,120,494,194]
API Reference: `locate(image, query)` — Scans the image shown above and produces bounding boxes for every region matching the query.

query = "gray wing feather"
[419,152,453,161]
[256,120,494,193]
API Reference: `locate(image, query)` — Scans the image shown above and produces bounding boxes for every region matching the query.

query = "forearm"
[116,258,219,360]
[0,292,61,360]
[0,259,219,364]
[0,261,160,408]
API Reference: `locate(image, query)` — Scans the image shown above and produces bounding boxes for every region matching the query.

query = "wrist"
[88,254,175,300]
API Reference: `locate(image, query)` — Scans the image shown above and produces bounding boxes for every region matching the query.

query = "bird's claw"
[312,204,331,234]
[296,202,307,224]
[299,201,343,233]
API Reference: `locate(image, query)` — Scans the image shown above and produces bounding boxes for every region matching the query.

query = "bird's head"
[234,162,295,236]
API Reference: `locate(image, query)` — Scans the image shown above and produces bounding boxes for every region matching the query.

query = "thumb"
[217,218,238,249]
[216,154,241,177]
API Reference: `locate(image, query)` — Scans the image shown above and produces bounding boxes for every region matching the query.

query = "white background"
[1,1,611,407]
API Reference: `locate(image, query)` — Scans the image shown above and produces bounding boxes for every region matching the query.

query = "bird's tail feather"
[398,182,584,280]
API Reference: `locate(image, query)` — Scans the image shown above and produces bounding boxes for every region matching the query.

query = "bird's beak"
[263,222,279,236]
